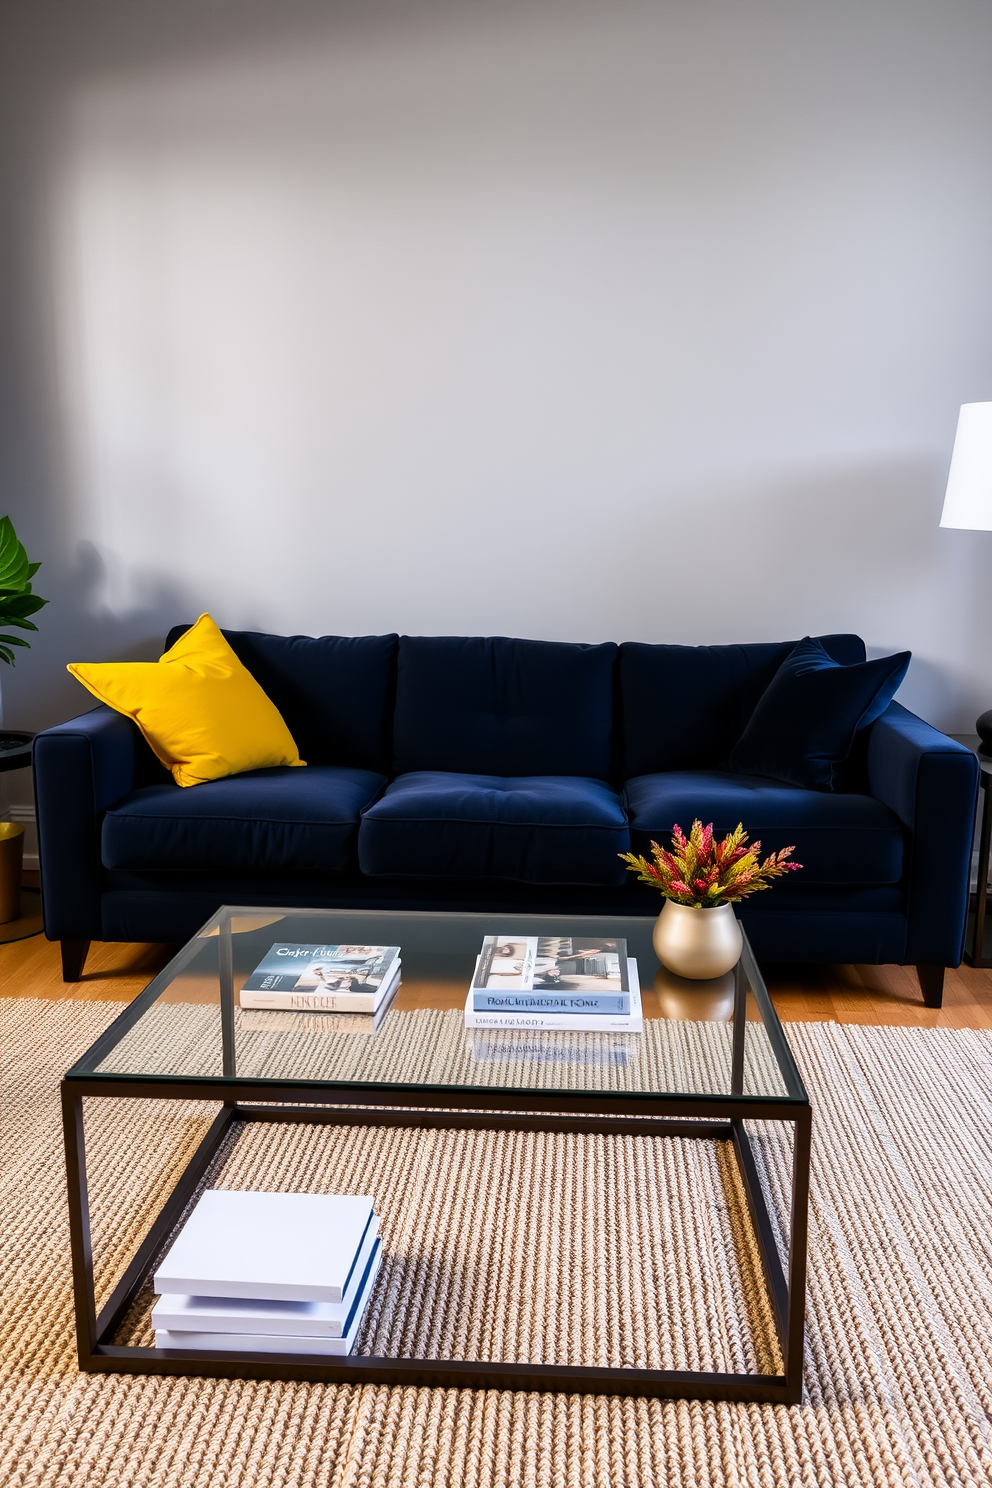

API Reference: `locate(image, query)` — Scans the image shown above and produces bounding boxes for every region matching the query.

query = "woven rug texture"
[1,996,990,1488]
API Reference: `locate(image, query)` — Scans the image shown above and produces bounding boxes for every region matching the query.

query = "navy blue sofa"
[34,629,979,1006]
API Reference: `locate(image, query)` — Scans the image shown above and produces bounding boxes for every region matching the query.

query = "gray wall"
[2,0,991,761]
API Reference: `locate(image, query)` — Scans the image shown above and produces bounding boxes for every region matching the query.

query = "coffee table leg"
[61,1085,98,1367]
[731,1106,811,1405]
[784,1104,812,1401]
[219,918,236,1077]
[61,1085,240,1365]
[731,959,747,1095]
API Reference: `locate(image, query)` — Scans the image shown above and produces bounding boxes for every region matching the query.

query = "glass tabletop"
[69,906,807,1103]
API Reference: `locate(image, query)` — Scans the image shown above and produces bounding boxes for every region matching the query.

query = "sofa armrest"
[867,701,979,965]
[33,706,143,941]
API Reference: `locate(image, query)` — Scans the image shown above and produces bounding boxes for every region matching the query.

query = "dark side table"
[0,730,35,773]
[0,731,39,941]
[952,735,992,969]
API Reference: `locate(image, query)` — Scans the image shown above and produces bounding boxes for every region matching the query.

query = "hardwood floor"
[762,958,992,1030]
[2,928,990,1028]
[0,934,177,1004]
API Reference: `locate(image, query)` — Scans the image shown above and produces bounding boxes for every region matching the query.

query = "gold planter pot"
[0,822,25,925]
[651,898,743,980]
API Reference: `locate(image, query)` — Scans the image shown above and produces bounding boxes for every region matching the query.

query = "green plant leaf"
[0,517,31,590]
[0,592,46,621]
[0,517,46,663]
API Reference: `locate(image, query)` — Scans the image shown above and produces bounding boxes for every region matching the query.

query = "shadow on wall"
[5,452,989,735]
[14,541,203,732]
[2,0,989,732]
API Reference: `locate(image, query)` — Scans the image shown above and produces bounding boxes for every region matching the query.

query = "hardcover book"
[238,980,398,1036]
[471,935,629,999]
[152,1229,381,1338]
[465,957,642,1032]
[154,1240,382,1356]
[240,943,400,1006]
[240,962,401,1014]
[153,1190,378,1302]
[472,991,630,1014]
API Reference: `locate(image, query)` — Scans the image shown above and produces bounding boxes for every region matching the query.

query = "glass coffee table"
[62,906,811,1403]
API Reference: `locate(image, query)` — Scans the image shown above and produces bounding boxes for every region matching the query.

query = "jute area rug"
[1,998,990,1488]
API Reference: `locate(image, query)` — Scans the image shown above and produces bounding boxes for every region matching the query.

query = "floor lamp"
[939,401,992,750]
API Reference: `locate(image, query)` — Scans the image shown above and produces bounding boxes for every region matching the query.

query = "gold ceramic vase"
[652,899,743,980]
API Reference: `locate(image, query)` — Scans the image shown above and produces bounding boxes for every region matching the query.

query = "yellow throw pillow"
[68,614,306,787]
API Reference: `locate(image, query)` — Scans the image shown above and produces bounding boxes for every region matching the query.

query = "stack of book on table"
[464,935,642,1032]
[152,1190,381,1355]
[239,943,400,1035]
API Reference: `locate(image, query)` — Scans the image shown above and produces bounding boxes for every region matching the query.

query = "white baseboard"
[5,803,38,869]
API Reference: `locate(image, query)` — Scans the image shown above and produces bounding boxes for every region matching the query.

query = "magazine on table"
[465,936,641,1031]
[470,935,629,1007]
[239,943,400,1011]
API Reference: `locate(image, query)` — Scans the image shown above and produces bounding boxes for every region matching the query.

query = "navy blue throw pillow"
[727,637,910,791]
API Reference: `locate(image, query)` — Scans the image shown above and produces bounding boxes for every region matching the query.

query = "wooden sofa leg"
[61,940,91,982]
[916,964,944,1009]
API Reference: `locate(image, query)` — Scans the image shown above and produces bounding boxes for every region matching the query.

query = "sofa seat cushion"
[624,771,904,885]
[358,772,630,885]
[102,766,386,875]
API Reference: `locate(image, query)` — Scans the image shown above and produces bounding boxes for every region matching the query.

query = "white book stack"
[152,1190,381,1356]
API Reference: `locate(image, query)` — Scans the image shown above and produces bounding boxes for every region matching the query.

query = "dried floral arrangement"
[621,819,801,907]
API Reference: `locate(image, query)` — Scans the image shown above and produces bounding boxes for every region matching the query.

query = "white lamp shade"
[939,402,992,531]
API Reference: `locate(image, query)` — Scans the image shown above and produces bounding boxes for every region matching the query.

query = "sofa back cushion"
[726,637,911,791]
[392,636,618,778]
[617,634,866,778]
[165,627,398,773]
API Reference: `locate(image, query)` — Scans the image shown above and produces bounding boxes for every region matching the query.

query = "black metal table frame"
[61,932,811,1404]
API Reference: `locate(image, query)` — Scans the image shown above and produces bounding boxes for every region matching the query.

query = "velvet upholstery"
[359,772,629,884]
[868,702,979,964]
[165,627,398,773]
[93,878,665,946]
[624,770,905,885]
[33,632,979,984]
[93,880,906,950]
[392,636,617,779]
[34,706,141,941]
[727,637,911,790]
[102,766,385,875]
[617,634,866,779]
[735,908,908,965]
